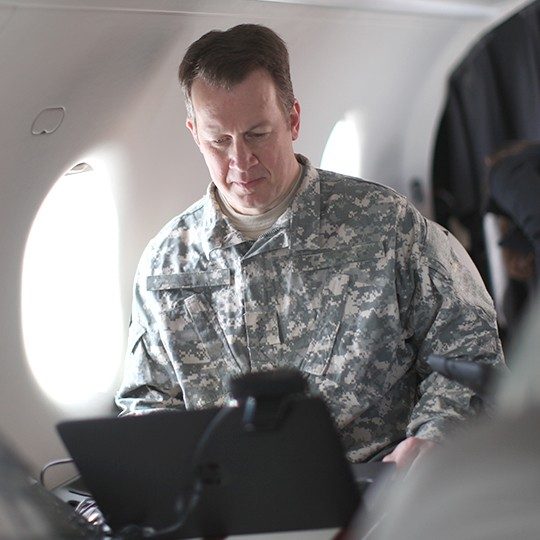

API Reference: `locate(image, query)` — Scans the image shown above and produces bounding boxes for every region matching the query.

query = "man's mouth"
[231,177,264,188]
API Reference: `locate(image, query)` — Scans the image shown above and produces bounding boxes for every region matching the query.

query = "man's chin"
[231,195,273,216]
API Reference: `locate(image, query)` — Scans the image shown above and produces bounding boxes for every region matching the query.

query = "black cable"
[39,457,74,489]
[116,405,235,539]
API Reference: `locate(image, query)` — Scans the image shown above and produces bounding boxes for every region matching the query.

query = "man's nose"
[229,138,257,172]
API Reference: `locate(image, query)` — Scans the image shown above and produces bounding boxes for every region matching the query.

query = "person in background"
[485,141,540,343]
[116,23,504,471]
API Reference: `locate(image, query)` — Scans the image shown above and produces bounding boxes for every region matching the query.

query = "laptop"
[57,397,361,539]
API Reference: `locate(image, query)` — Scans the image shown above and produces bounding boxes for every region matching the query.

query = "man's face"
[186,69,301,215]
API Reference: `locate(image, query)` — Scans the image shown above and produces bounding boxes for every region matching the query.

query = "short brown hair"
[178,24,294,119]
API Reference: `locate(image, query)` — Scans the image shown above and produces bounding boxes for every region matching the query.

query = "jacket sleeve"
[395,201,506,441]
[115,248,185,416]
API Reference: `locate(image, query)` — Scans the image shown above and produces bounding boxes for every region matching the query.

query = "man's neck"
[217,163,304,240]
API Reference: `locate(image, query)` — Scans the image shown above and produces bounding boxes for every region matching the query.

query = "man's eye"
[248,132,269,139]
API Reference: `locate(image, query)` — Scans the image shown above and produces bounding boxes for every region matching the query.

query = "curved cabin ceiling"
[0,0,532,16]
[257,0,531,17]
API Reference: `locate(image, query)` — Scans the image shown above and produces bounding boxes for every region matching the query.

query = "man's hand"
[382,437,437,471]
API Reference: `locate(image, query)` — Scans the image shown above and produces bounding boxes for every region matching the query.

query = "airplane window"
[21,164,123,408]
[320,113,362,177]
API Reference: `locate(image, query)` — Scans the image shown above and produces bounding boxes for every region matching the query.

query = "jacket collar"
[201,154,322,254]
[289,155,322,251]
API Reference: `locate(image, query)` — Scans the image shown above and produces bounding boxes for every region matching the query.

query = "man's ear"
[290,99,301,141]
[186,117,200,147]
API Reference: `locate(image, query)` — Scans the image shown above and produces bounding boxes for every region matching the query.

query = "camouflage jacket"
[116,156,504,461]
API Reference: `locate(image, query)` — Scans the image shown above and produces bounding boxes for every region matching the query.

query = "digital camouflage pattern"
[116,155,504,462]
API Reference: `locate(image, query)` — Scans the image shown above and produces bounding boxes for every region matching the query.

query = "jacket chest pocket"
[147,269,241,371]
[146,269,243,409]
[291,243,387,376]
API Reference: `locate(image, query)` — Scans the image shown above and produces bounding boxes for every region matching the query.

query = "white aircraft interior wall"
[0,0,531,483]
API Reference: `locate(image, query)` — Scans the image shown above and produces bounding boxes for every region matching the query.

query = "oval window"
[21,163,123,408]
[320,114,362,177]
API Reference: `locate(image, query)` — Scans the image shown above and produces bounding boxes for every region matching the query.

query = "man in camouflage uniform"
[116,24,504,468]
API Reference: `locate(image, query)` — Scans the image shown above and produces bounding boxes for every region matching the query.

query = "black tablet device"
[57,396,360,539]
